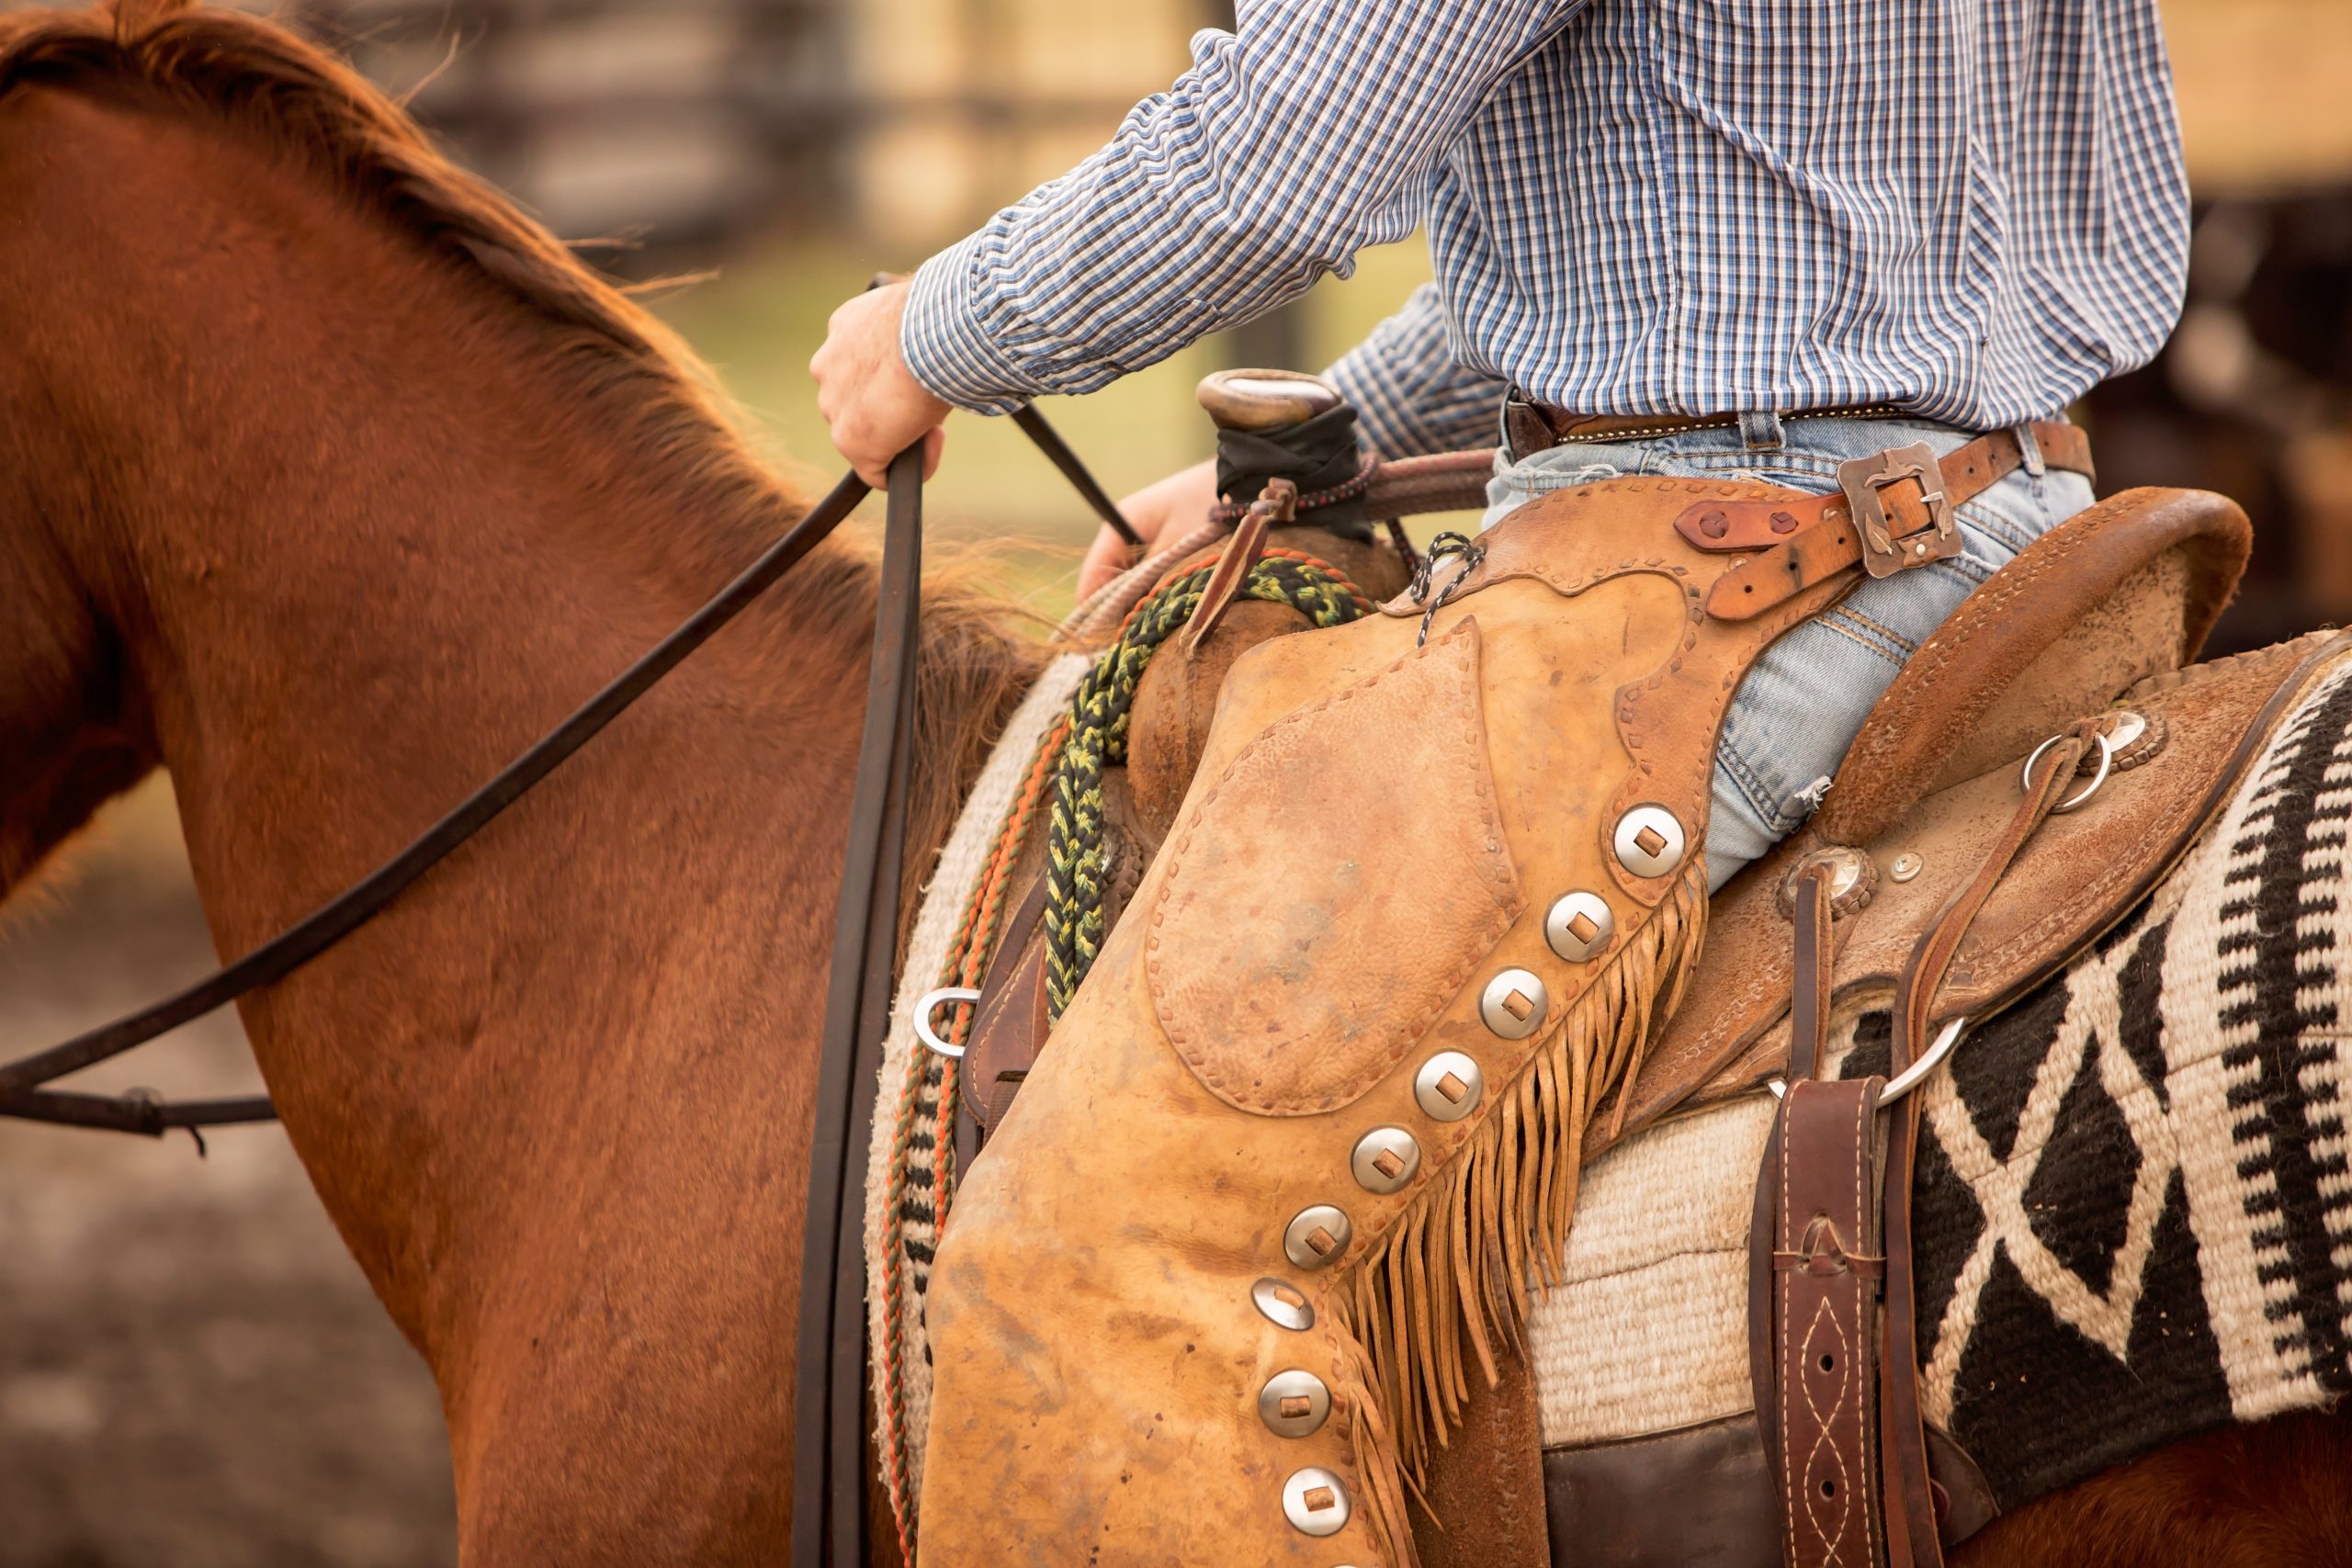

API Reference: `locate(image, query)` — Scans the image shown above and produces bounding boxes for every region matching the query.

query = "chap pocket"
[1146,618,1524,1116]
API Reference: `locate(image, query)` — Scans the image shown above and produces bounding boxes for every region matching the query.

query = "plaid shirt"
[901,0,2188,457]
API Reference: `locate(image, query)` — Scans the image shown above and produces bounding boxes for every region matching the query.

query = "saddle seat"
[1611,483,2254,1145]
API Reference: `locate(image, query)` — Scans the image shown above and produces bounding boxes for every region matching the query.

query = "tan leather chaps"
[912,466,1973,1567]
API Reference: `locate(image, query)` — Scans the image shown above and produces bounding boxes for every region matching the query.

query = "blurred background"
[2,0,2350,1562]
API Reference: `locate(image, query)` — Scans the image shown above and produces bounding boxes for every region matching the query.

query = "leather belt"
[1671,423,2095,611]
[1502,394,1911,458]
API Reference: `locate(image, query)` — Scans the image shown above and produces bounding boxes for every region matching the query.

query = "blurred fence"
[11,0,2345,640]
[55,0,2341,636]
[270,0,1313,360]
[284,0,842,253]
[266,0,1205,261]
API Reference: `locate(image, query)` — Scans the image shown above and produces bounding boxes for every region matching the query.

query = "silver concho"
[1774,845,1877,919]
[1250,1276,1316,1332]
[1479,967,1549,1040]
[1257,1369,1332,1438]
[1413,1051,1485,1122]
[1350,1127,1422,1194]
[1283,1204,1352,1269]
[1612,805,1688,878]
[1282,1466,1351,1537]
[1544,890,1615,962]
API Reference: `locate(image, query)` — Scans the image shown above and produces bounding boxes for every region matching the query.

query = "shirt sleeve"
[900,0,1588,414]
[1321,283,1506,457]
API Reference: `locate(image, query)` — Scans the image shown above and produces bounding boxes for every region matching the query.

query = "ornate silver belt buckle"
[1838,441,1960,579]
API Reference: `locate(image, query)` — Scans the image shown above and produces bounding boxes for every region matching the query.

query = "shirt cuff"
[900,234,1047,416]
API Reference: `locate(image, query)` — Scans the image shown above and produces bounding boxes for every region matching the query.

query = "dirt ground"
[0,784,457,1568]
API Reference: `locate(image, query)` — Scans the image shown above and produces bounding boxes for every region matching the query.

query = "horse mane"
[1,0,1052,911]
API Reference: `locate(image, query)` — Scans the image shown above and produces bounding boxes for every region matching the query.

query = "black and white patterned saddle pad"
[1525,658,2352,1512]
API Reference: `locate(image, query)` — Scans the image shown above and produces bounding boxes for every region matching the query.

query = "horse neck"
[40,89,859,878]
[4,85,1017,1351]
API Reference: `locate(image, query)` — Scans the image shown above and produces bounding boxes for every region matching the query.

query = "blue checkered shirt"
[900,0,2189,456]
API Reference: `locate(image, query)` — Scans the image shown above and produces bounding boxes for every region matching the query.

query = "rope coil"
[1042,551,1374,1020]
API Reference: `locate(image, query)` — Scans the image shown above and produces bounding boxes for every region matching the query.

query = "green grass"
[649,235,1451,621]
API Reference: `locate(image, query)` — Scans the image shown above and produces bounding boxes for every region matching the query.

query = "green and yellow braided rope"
[1043,551,1372,1021]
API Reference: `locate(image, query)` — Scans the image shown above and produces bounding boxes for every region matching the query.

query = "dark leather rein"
[0,420,1125,1142]
[2,401,1133,1566]
[0,462,886,1134]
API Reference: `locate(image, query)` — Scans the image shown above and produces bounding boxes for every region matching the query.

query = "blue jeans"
[1483,412,2095,890]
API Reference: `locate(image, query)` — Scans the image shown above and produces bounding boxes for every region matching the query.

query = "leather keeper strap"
[1788,863,1838,1082]
[1750,1076,1890,1568]
[1873,719,2102,1568]
[1685,423,2093,622]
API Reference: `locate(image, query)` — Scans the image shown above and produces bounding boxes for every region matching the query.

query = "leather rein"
[0,418,1126,1142]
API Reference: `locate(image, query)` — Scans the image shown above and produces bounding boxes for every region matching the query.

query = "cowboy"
[808,3,2186,1562]
[811,0,2182,893]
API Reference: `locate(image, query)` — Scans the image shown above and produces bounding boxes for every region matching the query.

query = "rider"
[809,0,2186,890]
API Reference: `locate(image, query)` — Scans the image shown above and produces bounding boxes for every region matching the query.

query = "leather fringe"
[1330,861,1709,1568]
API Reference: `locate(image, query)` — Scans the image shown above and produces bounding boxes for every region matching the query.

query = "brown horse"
[0,1,1039,1558]
[0,3,2342,1563]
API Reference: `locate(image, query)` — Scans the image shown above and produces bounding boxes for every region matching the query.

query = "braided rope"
[878,716,1064,1561]
[1042,552,1373,1020]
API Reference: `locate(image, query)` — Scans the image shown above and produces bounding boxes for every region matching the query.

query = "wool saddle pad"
[1527,657,2352,1511]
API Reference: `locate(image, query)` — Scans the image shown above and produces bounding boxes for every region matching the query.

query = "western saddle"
[921,367,2274,1568]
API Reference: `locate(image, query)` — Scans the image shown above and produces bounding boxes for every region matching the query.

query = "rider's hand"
[1080,457,1219,597]
[810,281,950,490]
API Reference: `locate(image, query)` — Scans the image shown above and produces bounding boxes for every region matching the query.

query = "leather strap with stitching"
[1876,719,2100,1568]
[1759,1076,1889,1568]
[1755,725,2093,1568]
[1754,863,1889,1567]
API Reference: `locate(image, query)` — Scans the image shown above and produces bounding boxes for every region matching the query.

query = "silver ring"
[1762,1015,1968,1107]
[913,987,982,1058]
[2019,730,2114,815]
[1878,1017,1970,1104]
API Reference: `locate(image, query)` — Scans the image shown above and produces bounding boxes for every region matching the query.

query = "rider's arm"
[899,0,1587,414]
[1322,283,1506,457]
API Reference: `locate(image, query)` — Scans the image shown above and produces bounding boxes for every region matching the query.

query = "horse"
[0,3,2341,1563]
[0,1,1039,1557]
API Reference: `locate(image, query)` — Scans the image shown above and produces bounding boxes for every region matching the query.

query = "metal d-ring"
[1877,1016,1971,1105]
[1763,1016,1970,1106]
[913,987,982,1058]
[2019,729,2114,815]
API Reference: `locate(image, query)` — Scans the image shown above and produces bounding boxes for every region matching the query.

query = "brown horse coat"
[0,4,1035,1559]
